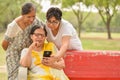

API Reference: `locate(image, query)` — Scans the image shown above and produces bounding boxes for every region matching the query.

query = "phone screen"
[43,51,52,57]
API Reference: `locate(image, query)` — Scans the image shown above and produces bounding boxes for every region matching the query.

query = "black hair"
[21,2,36,15]
[30,24,47,36]
[46,7,62,21]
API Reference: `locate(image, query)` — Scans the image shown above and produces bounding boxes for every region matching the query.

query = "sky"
[36,0,61,12]
[35,0,98,13]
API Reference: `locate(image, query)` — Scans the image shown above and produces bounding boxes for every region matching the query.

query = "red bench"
[64,50,120,80]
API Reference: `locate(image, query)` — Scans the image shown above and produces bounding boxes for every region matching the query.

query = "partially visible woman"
[20,24,69,80]
[2,2,42,80]
[45,7,83,61]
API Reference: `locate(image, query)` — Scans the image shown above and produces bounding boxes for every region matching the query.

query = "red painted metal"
[64,50,120,80]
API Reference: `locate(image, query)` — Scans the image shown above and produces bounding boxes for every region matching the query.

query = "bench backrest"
[64,50,120,80]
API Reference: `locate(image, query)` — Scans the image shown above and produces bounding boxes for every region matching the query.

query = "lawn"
[81,32,120,50]
[0,32,120,80]
[0,32,6,66]
[0,32,7,80]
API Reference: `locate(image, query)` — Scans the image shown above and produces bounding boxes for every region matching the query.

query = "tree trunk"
[106,20,112,39]
[77,17,82,38]
[78,21,81,38]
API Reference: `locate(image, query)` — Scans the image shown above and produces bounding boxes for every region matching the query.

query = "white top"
[5,20,22,38]
[46,19,83,50]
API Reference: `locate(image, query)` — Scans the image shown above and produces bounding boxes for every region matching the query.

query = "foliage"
[0,0,42,29]
[0,0,120,35]
[62,0,91,37]
[92,0,120,39]
[111,12,120,27]
[0,0,25,28]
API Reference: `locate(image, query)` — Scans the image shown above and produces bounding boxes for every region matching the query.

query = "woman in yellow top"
[20,24,69,80]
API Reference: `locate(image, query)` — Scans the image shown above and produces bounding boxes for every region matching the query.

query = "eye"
[33,33,45,37]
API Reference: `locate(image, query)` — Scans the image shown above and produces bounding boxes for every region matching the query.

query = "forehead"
[23,10,36,16]
[48,16,57,21]
[34,28,45,33]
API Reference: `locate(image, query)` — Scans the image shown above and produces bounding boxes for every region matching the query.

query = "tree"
[62,0,92,37]
[93,0,120,39]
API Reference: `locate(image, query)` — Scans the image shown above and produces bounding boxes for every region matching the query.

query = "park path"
[0,65,6,73]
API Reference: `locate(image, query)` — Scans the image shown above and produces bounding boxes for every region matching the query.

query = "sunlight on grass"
[81,32,120,39]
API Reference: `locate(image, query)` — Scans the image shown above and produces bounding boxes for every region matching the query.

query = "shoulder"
[5,20,21,38]
[21,48,28,53]
[61,19,72,26]
[7,20,21,32]
[7,20,17,28]
[61,19,74,30]
[60,19,77,36]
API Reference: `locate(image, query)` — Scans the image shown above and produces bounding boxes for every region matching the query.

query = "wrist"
[55,55,61,61]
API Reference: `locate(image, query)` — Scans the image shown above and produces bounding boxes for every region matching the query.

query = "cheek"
[31,36,37,42]
[47,24,52,28]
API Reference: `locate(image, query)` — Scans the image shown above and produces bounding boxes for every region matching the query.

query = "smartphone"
[43,51,52,57]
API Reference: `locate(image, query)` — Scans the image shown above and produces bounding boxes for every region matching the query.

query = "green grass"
[0,32,5,66]
[81,32,120,50]
[81,38,120,50]
[0,32,7,80]
[81,33,120,50]
[0,73,7,80]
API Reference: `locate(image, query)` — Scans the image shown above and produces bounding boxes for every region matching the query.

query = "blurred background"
[0,0,120,79]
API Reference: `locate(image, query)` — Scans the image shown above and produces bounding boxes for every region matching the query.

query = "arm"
[20,42,37,67]
[2,40,9,50]
[51,58,65,70]
[42,57,65,70]
[42,42,65,70]
[45,36,71,64]
[20,48,32,67]
[20,42,40,67]
[56,36,71,59]
[2,21,17,50]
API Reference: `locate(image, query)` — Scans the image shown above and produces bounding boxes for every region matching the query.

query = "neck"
[52,25,60,36]
[34,44,44,52]
[16,16,28,30]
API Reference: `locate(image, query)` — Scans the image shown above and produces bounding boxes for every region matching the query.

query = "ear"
[30,35,33,39]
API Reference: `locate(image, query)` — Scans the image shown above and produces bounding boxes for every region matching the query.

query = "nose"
[30,17,34,22]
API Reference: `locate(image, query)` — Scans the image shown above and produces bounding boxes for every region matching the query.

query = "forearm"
[20,49,32,67]
[57,36,70,59]
[50,59,65,70]
[57,44,68,58]
[2,40,9,50]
